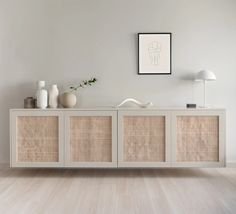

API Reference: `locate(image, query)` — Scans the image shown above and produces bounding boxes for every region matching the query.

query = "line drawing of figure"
[148,41,161,65]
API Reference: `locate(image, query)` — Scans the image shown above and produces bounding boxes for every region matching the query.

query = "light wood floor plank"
[0,167,235,214]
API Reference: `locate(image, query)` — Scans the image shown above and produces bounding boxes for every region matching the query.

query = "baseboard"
[226,162,236,168]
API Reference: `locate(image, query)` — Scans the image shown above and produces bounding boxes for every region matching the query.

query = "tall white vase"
[49,85,59,108]
[36,81,48,109]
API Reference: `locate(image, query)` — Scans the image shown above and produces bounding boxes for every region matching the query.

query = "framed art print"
[138,33,172,75]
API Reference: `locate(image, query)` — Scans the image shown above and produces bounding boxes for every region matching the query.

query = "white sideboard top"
[10,107,226,111]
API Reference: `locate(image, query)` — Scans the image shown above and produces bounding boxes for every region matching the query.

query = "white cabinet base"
[10,108,226,168]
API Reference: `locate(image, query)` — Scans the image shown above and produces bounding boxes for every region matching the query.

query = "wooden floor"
[0,166,236,214]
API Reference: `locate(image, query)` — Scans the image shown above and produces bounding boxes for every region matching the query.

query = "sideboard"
[10,108,226,168]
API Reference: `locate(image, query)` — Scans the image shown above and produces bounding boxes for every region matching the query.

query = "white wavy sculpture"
[116,98,153,108]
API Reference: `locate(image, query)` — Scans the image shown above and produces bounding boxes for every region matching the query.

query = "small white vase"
[49,85,59,108]
[36,81,48,109]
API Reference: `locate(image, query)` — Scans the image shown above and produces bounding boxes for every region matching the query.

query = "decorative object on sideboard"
[24,97,36,108]
[138,33,172,75]
[195,70,216,108]
[59,92,77,108]
[49,84,59,108]
[36,81,48,109]
[186,103,197,108]
[60,77,97,108]
[116,98,154,108]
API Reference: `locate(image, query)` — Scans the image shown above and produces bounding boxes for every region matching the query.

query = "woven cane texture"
[123,116,165,162]
[177,116,219,162]
[70,116,112,162]
[17,116,59,162]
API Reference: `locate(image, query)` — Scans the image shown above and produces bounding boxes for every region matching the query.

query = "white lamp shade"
[195,70,216,81]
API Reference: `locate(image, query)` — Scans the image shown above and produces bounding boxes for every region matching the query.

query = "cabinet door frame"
[118,110,171,168]
[171,110,226,167]
[65,110,117,168]
[10,110,64,168]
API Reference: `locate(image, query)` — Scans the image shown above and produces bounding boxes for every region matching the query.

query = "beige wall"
[0,0,236,162]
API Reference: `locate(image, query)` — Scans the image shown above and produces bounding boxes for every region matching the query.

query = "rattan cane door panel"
[123,116,165,162]
[70,116,112,162]
[176,116,219,162]
[17,116,59,162]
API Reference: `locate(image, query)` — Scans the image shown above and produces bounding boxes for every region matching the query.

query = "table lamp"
[195,70,216,108]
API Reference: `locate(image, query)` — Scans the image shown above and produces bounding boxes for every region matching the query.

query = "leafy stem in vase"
[69,77,97,92]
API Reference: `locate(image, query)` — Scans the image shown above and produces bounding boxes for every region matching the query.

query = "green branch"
[70,77,97,92]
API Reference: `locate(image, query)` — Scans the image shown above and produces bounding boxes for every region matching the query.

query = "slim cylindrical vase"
[49,84,59,108]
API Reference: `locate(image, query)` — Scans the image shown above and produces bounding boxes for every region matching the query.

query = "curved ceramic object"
[116,98,153,108]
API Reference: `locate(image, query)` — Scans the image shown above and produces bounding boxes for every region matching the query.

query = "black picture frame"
[138,32,172,75]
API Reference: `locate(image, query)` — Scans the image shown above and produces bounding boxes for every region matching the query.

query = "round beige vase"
[60,92,77,108]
